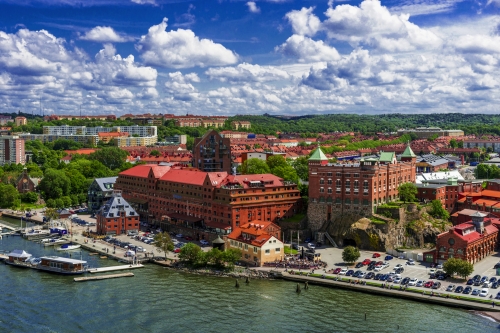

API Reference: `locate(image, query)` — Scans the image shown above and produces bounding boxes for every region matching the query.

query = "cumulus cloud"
[454,35,500,54]
[164,71,200,101]
[131,0,156,5]
[323,0,442,51]
[276,34,340,62]
[285,7,321,37]
[247,1,260,13]
[389,0,462,16]
[205,63,290,83]
[136,18,239,68]
[80,26,132,43]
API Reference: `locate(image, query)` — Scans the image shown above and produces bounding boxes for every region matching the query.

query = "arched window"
[439,246,446,253]
[448,248,454,255]
[456,248,463,255]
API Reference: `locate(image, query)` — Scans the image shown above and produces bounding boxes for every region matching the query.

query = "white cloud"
[487,0,500,6]
[285,7,321,37]
[389,0,463,16]
[323,0,442,51]
[453,34,500,54]
[131,0,156,5]
[80,26,132,43]
[136,18,239,68]
[164,71,200,101]
[276,34,340,63]
[247,1,261,13]
[205,63,290,83]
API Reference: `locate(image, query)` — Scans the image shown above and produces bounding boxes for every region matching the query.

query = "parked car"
[490,277,498,284]
[355,262,364,268]
[333,268,342,274]
[401,277,410,285]
[408,278,418,286]
[455,286,464,293]
[372,253,381,258]
[473,274,481,282]
[365,272,375,279]
[136,246,146,252]
[374,274,382,280]
[353,270,363,278]
[374,265,384,272]
[436,264,443,269]
[406,259,415,265]
[481,276,489,284]
[385,255,393,260]
[493,282,500,289]
[471,289,481,296]
[362,259,372,265]
[495,292,500,300]
[339,268,348,275]
[446,284,455,292]
[394,268,404,274]
[479,288,489,297]
[184,236,193,241]
[174,248,181,253]
[432,282,441,289]
[379,274,389,281]
[394,264,404,269]
[358,272,366,278]
[346,270,354,276]
[416,280,424,287]
[463,286,472,294]
[494,263,500,269]
[393,277,402,284]
[200,240,209,246]
[307,243,316,250]
[466,279,474,285]
[424,281,434,288]
[175,234,183,238]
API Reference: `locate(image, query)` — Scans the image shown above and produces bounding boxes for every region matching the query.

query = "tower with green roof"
[308,146,329,166]
[400,143,416,163]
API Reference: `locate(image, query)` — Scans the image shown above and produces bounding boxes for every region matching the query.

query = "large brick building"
[307,145,416,232]
[192,130,231,173]
[114,164,301,236]
[431,212,500,264]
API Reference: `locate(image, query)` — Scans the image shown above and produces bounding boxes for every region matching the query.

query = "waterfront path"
[88,264,144,273]
[281,272,500,312]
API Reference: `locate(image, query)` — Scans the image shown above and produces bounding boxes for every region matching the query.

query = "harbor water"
[0,235,499,332]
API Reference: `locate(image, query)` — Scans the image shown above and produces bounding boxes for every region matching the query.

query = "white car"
[308,243,316,249]
[408,278,418,286]
[436,264,443,269]
[393,277,402,284]
[416,280,424,287]
[339,268,348,275]
[406,259,415,265]
[358,272,366,278]
[175,234,183,238]
[374,265,384,272]
[136,246,146,253]
[446,284,455,292]
[429,268,436,275]
[479,288,489,297]
[395,264,404,269]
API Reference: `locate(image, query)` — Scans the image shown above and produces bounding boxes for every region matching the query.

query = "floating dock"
[74,272,134,282]
[87,264,144,274]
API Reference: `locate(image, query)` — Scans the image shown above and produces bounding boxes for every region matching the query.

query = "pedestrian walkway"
[87,264,144,274]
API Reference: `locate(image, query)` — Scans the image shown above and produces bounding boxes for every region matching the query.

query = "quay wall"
[280,272,500,312]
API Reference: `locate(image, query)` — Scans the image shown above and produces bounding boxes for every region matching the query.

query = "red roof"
[64,148,97,155]
[98,132,128,137]
[159,169,207,185]
[480,190,500,199]
[227,221,275,247]
[119,165,170,178]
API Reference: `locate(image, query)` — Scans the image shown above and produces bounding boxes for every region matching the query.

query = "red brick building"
[416,179,483,213]
[307,145,416,232]
[96,191,140,235]
[457,180,500,215]
[192,130,231,173]
[114,164,301,235]
[433,212,500,264]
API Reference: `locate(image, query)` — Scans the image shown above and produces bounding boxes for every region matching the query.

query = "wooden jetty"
[87,264,144,274]
[74,272,134,282]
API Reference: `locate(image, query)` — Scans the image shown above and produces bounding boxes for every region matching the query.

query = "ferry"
[4,250,87,275]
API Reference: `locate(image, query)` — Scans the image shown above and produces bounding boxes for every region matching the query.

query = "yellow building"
[114,136,158,147]
[15,117,27,127]
[231,121,251,130]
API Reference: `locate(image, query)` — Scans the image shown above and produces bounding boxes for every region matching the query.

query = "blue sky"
[0,0,499,116]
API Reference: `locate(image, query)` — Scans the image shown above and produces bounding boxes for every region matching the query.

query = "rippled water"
[0,236,498,333]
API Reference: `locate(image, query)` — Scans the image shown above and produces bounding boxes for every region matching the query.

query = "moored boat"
[5,249,87,275]
[56,243,81,251]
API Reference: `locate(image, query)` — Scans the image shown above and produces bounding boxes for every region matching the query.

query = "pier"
[74,272,135,282]
[87,264,144,274]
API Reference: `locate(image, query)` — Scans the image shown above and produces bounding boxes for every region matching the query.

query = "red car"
[362,259,371,265]
[372,253,381,258]
[424,281,434,288]
[376,261,383,266]
[174,248,181,253]
[184,236,193,241]
[333,268,342,274]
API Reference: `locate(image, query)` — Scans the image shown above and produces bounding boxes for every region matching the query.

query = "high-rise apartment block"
[0,135,25,165]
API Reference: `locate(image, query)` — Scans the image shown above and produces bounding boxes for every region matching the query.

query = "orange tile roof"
[480,190,500,199]
[98,132,129,137]
[227,221,275,247]
[64,148,97,155]
[119,165,170,178]
[159,169,207,185]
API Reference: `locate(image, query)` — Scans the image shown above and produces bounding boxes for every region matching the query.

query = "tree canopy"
[39,168,71,200]
[398,182,418,203]
[89,147,128,170]
[342,246,360,264]
[429,200,450,220]
[443,258,474,279]
[239,158,270,174]
[154,232,175,260]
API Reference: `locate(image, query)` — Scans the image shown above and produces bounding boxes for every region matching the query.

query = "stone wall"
[307,202,327,233]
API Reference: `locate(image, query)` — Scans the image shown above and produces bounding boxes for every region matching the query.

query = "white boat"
[5,250,87,275]
[56,243,81,251]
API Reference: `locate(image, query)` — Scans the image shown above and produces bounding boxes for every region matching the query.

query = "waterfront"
[0,237,498,332]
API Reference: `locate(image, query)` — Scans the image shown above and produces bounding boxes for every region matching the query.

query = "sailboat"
[56,220,81,251]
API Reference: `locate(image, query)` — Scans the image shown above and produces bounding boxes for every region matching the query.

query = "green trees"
[177,244,242,270]
[21,192,38,204]
[89,147,128,170]
[39,169,71,200]
[0,184,20,208]
[179,243,202,263]
[292,157,309,181]
[429,200,450,220]
[154,232,175,260]
[443,258,474,279]
[52,138,83,150]
[398,182,418,203]
[239,158,270,174]
[342,246,360,264]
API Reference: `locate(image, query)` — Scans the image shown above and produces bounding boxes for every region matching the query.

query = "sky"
[0,0,500,116]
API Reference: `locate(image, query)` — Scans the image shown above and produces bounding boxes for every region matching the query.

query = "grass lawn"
[280,213,305,223]
[371,217,387,224]
[284,246,298,255]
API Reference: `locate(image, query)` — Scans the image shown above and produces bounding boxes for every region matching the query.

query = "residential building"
[175,118,202,127]
[114,164,301,233]
[464,139,500,153]
[88,177,118,213]
[220,131,248,139]
[456,180,500,215]
[19,134,98,146]
[192,130,231,173]
[0,115,12,125]
[43,125,86,135]
[227,221,283,266]
[415,154,450,173]
[114,136,158,147]
[0,135,25,165]
[307,145,416,232]
[15,117,27,126]
[431,212,499,264]
[98,132,129,144]
[43,115,116,121]
[231,121,251,130]
[397,127,464,139]
[160,135,187,145]
[96,191,140,235]
[16,168,40,193]
[44,125,157,137]
[201,119,225,128]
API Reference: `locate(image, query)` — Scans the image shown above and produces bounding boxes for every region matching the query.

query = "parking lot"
[285,244,500,300]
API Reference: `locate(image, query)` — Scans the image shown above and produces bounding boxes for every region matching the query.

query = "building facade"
[15,117,27,126]
[227,221,283,266]
[96,191,140,235]
[88,177,118,213]
[16,168,40,193]
[0,135,25,165]
[192,130,231,173]
[114,165,301,233]
[307,146,416,232]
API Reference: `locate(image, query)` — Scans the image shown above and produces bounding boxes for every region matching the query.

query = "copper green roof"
[379,152,395,163]
[309,147,328,161]
[401,144,416,158]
